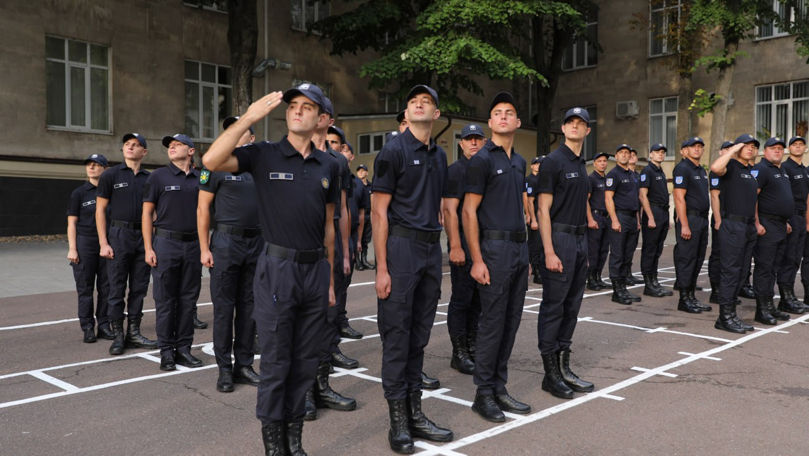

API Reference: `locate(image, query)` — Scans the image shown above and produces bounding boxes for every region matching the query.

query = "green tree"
[227,0,258,114]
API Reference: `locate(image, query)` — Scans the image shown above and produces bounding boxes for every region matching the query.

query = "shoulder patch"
[675,176,684,185]
[200,169,210,184]
[711,178,719,187]
[751,169,759,178]
[640,174,647,182]
[606,177,614,187]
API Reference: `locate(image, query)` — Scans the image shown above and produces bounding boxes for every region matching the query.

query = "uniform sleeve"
[753,166,767,189]
[604,170,618,191]
[443,163,464,199]
[639,169,651,189]
[341,159,352,192]
[67,187,82,216]
[673,165,689,190]
[536,157,558,194]
[142,172,159,203]
[372,142,401,194]
[97,168,113,198]
[198,168,220,194]
[234,143,260,174]
[709,171,720,190]
[464,153,488,195]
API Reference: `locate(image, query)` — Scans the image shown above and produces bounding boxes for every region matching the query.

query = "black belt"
[482,230,527,242]
[111,219,142,230]
[591,209,607,216]
[650,203,670,210]
[552,223,586,235]
[154,228,198,242]
[686,209,708,219]
[389,225,441,244]
[264,243,325,263]
[722,213,754,223]
[760,213,789,224]
[617,209,637,217]
[217,224,261,238]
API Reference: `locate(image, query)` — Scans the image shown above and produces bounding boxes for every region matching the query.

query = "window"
[185,60,232,141]
[184,0,227,13]
[649,0,681,57]
[378,92,402,113]
[649,97,678,158]
[45,36,110,132]
[291,0,330,32]
[562,20,598,70]
[755,81,809,141]
[757,0,805,39]
[561,106,597,161]
[358,132,387,155]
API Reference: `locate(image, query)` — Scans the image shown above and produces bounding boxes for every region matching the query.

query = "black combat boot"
[450,335,475,375]
[622,280,641,302]
[803,282,809,307]
[767,297,790,321]
[778,284,805,314]
[471,392,505,422]
[261,421,287,456]
[421,371,440,390]
[677,289,701,314]
[355,253,366,271]
[652,274,673,296]
[315,361,357,411]
[362,251,375,270]
[532,267,543,285]
[97,321,115,340]
[557,349,594,393]
[754,297,777,325]
[109,319,125,355]
[541,353,574,399]
[387,399,414,454]
[586,271,603,291]
[714,304,747,334]
[303,388,317,421]
[611,280,632,305]
[625,273,644,285]
[643,274,667,297]
[595,272,610,289]
[738,281,756,299]
[286,420,307,456]
[125,317,158,349]
[330,347,359,369]
[216,367,234,393]
[689,288,712,312]
[408,390,453,442]
[193,309,208,329]
[709,282,720,304]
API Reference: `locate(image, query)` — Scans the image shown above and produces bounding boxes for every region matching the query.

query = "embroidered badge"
[165,185,180,191]
[566,172,579,179]
[321,177,330,189]
[711,178,719,186]
[113,182,129,189]
[270,172,294,180]
[640,174,647,182]
[606,178,614,186]
[200,169,210,184]
[675,176,684,185]
[224,175,243,182]
[751,170,759,178]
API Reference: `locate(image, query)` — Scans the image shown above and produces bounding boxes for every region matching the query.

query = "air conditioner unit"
[616,100,639,119]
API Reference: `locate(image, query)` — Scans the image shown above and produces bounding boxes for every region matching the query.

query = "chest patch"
[82,200,96,207]
[113,182,129,189]
[321,177,330,189]
[225,175,243,182]
[270,172,294,181]
[566,172,579,179]
[164,185,180,191]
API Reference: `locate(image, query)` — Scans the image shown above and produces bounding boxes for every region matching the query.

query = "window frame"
[183,0,228,13]
[357,132,388,155]
[649,0,682,58]
[184,60,232,142]
[45,35,112,133]
[562,21,598,71]
[290,0,330,33]
[756,0,804,40]
[754,80,809,141]
[648,96,678,159]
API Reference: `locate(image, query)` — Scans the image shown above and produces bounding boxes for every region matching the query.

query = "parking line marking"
[600,394,624,401]
[631,367,677,377]
[414,441,468,456]
[28,371,79,393]
[678,352,721,361]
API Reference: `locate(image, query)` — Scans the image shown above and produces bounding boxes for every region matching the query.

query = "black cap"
[385,131,399,142]
[734,134,760,148]
[327,125,346,144]
[489,91,517,114]
[720,141,735,149]
[223,116,254,134]
[789,136,806,146]
[764,136,786,148]
[531,156,541,164]
[460,124,485,139]
[563,107,590,124]
[162,133,195,149]
[396,110,406,124]
[84,153,108,167]
[122,133,147,148]
[650,143,667,152]
[593,152,610,161]
[356,164,368,171]
[406,85,439,107]
[681,136,705,148]
[322,96,335,117]
[615,143,632,153]
[282,82,326,110]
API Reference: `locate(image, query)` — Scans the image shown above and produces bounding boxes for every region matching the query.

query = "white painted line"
[658,329,733,343]
[414,441,468,456]
[678,352,721,361]
[631,367,678,378]
[600,394,624,401]
[524,296,542,301]
[436,311,448,316]
[136,353,163,364]
[523,309,539,314]
[645,327,667,334]
[28,371,79,393]
[330,367,368,378]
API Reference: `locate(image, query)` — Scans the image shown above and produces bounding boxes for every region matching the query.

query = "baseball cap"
[406,84,439,107]
[531,156,544,165]
[720,141,735,149]
[650,143,667,152]
[681,136,705,148]
[563,107,590,125]
[460,124,485,139]
[593,152,610,161]
[396,110,406,124]
[84,153,108,167]
[615,143,632,153]
[733,134,760,148]
[356,164,368,171]
[122,133,147,148]
[327,125,346,144]
[222,116,254,134]
[321,96,335,118]
[162,133,195,149]
[764,137,786,148]
[282,82,326,111]
[789,136,806,146]
[489,91,517,114]
[385,131,400,142]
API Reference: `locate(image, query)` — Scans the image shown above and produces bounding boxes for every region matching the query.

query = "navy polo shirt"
[67,182,102,237]
[718,159,757,218]
[588,171,606,212]
[672,158,710,213]
[198,170,259,228]
[605,165,640,211]
[328,147,353,220]
[709,171,720,191]
[536,144,590,226]
[781,158,809,213]
[444,155,471,251]
[349,175,367,231]
[372,128,447,232]
[639,163,669,206]
[754,158,793,218]
[361,180,372,219]
[234,137,340,250]
[525,172,540,214]
[142,163,200,233]
[97,163,150,222]
[465,140,527,232]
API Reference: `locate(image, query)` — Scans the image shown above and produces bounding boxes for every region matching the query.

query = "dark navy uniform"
[199,170,261,372]
[777,157,809,293]
[717,159,758,306]
[525,172,542,275]
[465,140,528,397]
[444,154,480,361]
[708,171,722,290]
[68,181,109,332]
[587,170,609,281]
[753,158,793,300]
[360,178,373,260]
[672,158,710,292]
[639,162,669,276]
[536,143,590,354]
[97,163,151,324]
[143,162,202,356]
[373,128,447,400]
[234,137,339,424]
[605,165,640,283]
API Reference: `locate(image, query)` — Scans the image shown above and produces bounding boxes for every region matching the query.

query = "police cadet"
[141,134,203,371]
[462,92,531,421]
[306,99,358,420]
[709,136,757,333]
[203,85,338,456]
[775,135,809,314]
[442,123,484,377]
[586,152,611,291]
[356,163,375,270]
[752,137,794,324]
[708,141,736,304]
[535,107,595,400]
[525,156,543,285]
[373,84,453,454]
[671,137,711,313]
[638,143,673,297]
[67,153,111,343]
[96,133,158,355]
[605,144,642,304]
[197,116,262,393]
[624,148,644,286]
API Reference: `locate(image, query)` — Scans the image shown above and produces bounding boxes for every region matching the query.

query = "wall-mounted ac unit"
[616,100,639,119]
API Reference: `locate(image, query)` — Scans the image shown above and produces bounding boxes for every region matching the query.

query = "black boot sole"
[611,294,632,305]
[541,380,574,399]
[471,403,506,422]
[714,321,747,334]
